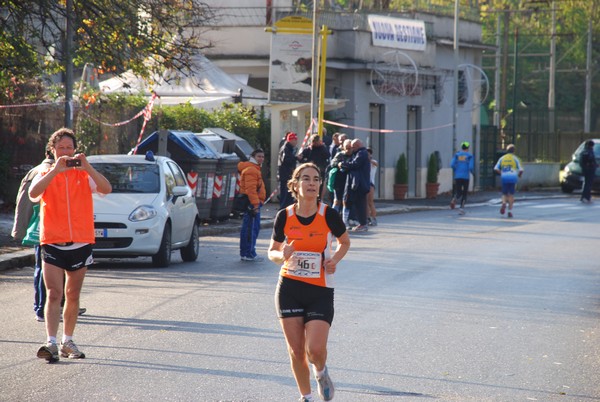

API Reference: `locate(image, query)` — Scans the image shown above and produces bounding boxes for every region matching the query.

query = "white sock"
[302,394,313,401]
[313,365,327,377]
[48,336,57,344]
[62,335,73,343]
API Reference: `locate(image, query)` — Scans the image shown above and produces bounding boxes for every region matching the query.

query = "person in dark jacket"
[339,139,371,232]
[300,134,330,199]
[278,132,299,209]
[329,139,352,213]
[580,140,597,203]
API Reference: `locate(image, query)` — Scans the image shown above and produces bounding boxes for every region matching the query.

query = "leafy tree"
[0,0,215,103]
[480,0,600,116]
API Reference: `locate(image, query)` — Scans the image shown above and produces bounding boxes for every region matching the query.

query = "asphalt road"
[0,197,598,402]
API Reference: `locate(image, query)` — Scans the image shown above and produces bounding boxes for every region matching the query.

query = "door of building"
[407,105,421,197]
[369,103,384,198]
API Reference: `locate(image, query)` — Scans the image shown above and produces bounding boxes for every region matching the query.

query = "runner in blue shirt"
[494,144,524,218]
[450,141,474,215]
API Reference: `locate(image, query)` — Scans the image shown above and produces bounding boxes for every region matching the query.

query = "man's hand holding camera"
[56,154,90,173]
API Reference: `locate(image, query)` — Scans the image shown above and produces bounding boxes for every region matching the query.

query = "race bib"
[288,251,322,278]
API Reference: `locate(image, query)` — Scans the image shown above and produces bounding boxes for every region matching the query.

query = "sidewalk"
[0,188,566,271]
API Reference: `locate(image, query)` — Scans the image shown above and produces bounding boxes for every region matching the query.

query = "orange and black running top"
[272,203,346,288]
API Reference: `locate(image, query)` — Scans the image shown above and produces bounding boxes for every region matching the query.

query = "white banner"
[268,33,313,103]
[368,15,427,52]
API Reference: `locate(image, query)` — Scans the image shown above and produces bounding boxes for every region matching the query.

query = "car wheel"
[152,222,172,267]
[561,183,574,193]
[181,221,200,262]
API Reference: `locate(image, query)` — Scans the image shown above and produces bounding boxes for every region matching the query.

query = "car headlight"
[129,205,157,222]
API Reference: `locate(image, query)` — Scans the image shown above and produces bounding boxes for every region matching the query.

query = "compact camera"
[66,159,81,167]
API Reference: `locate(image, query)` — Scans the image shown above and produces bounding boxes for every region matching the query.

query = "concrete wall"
[520,163,561,187]
[495,162,561,188]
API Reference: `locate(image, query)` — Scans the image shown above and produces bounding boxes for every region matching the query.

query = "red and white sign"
[213,175,223,198]
[187,171,198,192]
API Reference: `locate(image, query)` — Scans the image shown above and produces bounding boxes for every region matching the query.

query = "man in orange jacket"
[238,148,266,262]
[29,128,112,362]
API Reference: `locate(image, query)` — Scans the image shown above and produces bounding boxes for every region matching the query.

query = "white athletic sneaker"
[315,366,335,401]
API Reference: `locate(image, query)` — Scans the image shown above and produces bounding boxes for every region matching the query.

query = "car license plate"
[95,228,107,238]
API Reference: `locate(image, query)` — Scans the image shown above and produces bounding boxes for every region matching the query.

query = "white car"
[88,153,200,267]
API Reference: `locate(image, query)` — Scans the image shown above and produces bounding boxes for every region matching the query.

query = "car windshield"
[92,163,160,193]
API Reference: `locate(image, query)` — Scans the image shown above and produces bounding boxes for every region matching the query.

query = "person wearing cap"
[494,144,524,218]
[580,140,597,203]
[278,132,299,209]
[450,141,474,215]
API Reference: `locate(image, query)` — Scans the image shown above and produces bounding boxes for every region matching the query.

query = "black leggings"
[455,178,469,208]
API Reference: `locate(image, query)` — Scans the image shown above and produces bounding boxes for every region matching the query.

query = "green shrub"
[395,153,408,184]
[427,152,439,183]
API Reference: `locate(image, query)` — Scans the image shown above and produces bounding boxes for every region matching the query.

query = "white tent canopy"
[99,54,269,109]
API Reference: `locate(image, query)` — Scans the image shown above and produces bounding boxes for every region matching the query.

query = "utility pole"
[64,0,74,128]
[500,7,510,145]
[512,26,519,145]
[452,0,459,153]
[493,13,501,129]
[547,0,556,134]
[584,6,593,133]
[310,0,321,134]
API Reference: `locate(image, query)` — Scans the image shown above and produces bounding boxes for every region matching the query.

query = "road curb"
[0,249,35,271]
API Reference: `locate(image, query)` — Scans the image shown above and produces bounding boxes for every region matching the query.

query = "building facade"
[201,1,488,199]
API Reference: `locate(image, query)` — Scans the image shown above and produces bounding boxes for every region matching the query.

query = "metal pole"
[452,0,459,154]
[64,0,74,128]
[548,0,556,133]
[493,13,501,129]
[310,1,320,131]
[317,25,329,138]
[512,26,518,145]
[584,8,593,133]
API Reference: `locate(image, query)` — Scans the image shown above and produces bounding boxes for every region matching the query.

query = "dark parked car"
[560,139,600,193]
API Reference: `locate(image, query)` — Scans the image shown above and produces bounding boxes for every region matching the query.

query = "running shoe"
[315,366,335,401]
[241,256,264,262]
[298,398,312,402]
[369,218,378,226]
[500,204,506,215]
[450,198,456,209]
[458,208,466,215]
[352,225,368,232]
[35,315,44,322]
[507,211,513,218]
[37,342,59,363]
[60,340,86,359]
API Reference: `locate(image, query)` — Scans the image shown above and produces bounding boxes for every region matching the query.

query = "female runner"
[268,163,351,401]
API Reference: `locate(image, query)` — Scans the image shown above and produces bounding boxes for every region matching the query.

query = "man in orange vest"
[29,128,112,362]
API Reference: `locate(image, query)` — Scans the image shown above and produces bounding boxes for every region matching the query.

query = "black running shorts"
[41,244,93,271]
[275,276,334,325]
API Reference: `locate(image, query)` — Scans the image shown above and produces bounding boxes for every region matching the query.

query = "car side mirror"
[172,185,189,197]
